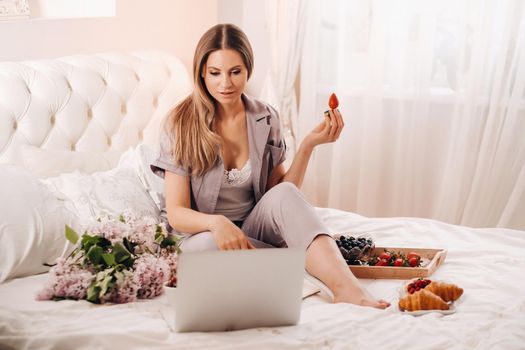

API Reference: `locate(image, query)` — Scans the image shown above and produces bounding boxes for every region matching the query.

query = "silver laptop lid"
[174,248,305,332]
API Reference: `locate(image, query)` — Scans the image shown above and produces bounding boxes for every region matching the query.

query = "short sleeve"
[150,130,191,178]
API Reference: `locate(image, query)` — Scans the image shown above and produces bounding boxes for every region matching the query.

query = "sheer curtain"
[298,0,525,230]
[260,0,308,161]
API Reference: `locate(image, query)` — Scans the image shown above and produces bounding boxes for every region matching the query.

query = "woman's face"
[202,49,248,106]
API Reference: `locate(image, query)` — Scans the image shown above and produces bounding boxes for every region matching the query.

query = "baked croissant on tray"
[399,289,450,311]
[425,281,463,302]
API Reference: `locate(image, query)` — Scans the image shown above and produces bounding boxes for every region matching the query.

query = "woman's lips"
[219,91,235,97]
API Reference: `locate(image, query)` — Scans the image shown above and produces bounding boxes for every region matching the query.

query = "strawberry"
[168,275,177,287]
[328,93,339,109]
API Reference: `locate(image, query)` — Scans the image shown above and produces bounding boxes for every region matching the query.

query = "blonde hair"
[165,23,254,176]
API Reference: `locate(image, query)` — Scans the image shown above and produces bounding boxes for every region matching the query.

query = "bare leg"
[306,235,390,309]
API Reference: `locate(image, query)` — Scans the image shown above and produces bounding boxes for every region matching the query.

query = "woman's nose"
[220,74,232,88]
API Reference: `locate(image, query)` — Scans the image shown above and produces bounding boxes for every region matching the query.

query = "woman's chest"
[218,121,250,170]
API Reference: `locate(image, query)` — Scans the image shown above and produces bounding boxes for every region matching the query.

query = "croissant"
[399,289,449,311]
[425,281,463,302]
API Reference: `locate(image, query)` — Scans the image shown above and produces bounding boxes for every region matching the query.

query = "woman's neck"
[216,97,245,121]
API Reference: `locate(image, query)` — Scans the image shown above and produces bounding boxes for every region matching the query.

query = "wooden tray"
[348,247,447,279]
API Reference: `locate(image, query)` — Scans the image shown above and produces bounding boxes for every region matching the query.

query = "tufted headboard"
[0,51,192,165]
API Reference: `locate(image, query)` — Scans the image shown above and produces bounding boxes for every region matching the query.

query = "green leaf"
[123,237,136,254]
[113,242,134,268]
[99,273,115,296]
[119,214,125,223]
[65,225,79,244]
[87,284,101,304]
[162,238,173,248]
[154,232,164,245]
[102,253,116,266]
[99,237,112,248]
[86,245,103,266]
[81,234,96,251]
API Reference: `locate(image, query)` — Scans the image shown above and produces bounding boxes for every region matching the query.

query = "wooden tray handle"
[433,250,447,268]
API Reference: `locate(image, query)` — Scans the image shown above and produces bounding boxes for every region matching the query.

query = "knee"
[179,231,218,253]
[266,182,301,201]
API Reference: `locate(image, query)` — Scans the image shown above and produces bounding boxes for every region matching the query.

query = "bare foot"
[333,286,391,309]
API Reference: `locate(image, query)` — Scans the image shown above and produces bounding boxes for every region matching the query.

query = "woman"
[152,23,390,309]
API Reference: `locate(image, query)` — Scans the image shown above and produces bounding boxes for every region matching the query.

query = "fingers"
[327,110,337,137]
[327,109,344,140]
[245,239,256,250]
[220,237,256,250]
[333,109,344,139]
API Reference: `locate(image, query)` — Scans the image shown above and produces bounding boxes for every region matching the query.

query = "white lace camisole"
[214,159,256,222]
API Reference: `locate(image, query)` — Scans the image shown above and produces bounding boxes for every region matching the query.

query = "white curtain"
[260,0,308,161]
[298,0,525,230]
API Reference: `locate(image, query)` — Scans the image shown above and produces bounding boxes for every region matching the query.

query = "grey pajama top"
[150,93,287,217]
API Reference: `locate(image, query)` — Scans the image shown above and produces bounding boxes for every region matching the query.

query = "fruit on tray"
[335,235,374,265]
[328,93,339,109]
[369,250,422,268]
[399,289,450,311]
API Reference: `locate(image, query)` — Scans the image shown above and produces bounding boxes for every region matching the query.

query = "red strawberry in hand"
[328,93,339,109]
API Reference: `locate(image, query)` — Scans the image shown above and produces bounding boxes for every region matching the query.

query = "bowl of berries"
[164,275,178,305]
[334,234,375,265]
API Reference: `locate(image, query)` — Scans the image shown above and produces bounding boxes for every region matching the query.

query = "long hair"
[165,23,254,176]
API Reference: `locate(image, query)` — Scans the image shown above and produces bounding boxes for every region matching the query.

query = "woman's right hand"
[209,215,256,250]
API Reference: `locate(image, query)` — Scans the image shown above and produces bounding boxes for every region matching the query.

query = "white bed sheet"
[1,208,524,350]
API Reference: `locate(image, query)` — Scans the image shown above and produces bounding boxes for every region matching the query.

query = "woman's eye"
[232,70,241,75]
[210,72,220,76]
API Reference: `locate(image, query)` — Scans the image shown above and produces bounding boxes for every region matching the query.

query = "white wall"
[0,0,218,73]
[218,0,270,97]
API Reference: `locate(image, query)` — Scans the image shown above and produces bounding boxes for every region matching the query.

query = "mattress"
[1,208,524,350]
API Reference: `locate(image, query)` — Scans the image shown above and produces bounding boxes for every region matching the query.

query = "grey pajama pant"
[179,182,331,252]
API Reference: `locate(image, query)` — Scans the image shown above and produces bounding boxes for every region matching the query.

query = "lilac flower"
[134,254,170,299]
[37,211,180,304]
[98,269,139,304]
[88,219,130,245]
[36,258,95,301]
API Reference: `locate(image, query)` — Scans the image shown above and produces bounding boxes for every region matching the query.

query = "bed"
[0,52,524,350]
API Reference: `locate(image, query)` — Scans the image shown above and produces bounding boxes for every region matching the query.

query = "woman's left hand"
[304,109,345,148]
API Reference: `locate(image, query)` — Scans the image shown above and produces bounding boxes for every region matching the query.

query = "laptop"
[174,248,306,332]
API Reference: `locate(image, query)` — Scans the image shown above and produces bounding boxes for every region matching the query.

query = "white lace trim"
[223,159,251,185]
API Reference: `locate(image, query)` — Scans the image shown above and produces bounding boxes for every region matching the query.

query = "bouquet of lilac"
[37,210,181,304]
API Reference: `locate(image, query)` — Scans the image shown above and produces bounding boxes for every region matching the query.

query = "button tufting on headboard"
[0,51,192,165]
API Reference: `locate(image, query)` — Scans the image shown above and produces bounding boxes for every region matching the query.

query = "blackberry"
[336,234,375,265]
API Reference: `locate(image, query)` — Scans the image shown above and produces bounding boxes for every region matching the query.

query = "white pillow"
[0,165,81,283]
[20,145,121,178]
[41,157,160,226]
[118,144,165,210]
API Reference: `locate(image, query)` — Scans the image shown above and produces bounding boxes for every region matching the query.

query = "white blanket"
[1,208,524,350]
